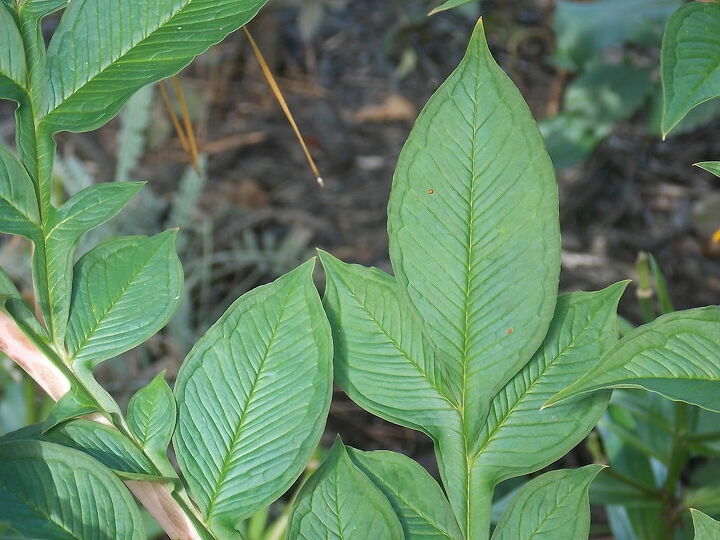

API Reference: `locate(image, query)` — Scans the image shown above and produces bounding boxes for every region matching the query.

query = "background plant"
[278,18,720,540]
[0,1,337,539]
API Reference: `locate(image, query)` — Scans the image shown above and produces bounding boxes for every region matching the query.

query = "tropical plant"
[0,1,336,539]
[294,19,720,540]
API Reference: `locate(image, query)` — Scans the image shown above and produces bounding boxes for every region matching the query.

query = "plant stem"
[635,252,656,324]
[660,401,689,539]
[0,311,214,539]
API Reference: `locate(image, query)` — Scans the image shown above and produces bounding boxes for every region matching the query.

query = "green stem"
[660,401,689,539]
[635,252,656,324]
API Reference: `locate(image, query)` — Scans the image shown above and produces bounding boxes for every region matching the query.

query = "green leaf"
[174,260,332,536]
[347,448,462,540]
[0,145,40,240]
[17,0,70,19]
[472,283,625,485]
[429,0,475,16]
[696,161,720,178]
[65,230,183,368]
[547,307,720,412]
[0,266,48,341]
[41,0,270,133]
[661,2,720,136]
[0,440,144,539]
[387,19,560,442]
[0,3,27,100]
[691,509,720,539]
[288,439,404,540]
[37,181,144,342]
[127,372,176,462]
[491,465,604,539]
[319,250,459,436]
[42,384,101,432]
[44,419,155,474]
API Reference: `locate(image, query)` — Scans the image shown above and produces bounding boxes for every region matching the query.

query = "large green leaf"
[174,260,331,536]
[319,251,460,436]
[471,284,625,485]
[0,440,144,539]
[491,466,603,540]
[288,440,404,540]
[127,372,176,464]
[691,509,720,539]
[661,2,720,136]
[0,145,40,240]
[0,4,27,100]
[696,161,720,178]
[347,448,462,540]
[41,0,270,133]
[387,20,560,443]
[65,230,183,367]
[548,307,720,412]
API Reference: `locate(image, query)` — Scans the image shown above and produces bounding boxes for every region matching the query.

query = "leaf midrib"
[471,312,597,462]
[204,280,296,520]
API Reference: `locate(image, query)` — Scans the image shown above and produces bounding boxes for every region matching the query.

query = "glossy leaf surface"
[492,466,603,539]
[0,440,143,539]
[548,307,720,412]
[661,2,720,135]
[175,260,331,535]
[288,440,404,540]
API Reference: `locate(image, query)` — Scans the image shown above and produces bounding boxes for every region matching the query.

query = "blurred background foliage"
[0,0,719,537]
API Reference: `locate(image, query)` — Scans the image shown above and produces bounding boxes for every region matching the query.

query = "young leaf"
[547,307,720,412]
[491,465,604,540]
[65,230,183,368]
[127,372,176,462]
[661,2,720,136]
[691,509,720,539]
[0,3,27,100]
[174,259,331,536]
[387,19,560,441]
[0,145,41,240]
[347,448,462,540]
[41,0,271,133]
[0,440,144,539]
[288,439,404,540]
[471,283,626,485]
[696,161,720,178]
[319,250,460,436]
[42,384,101,432]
